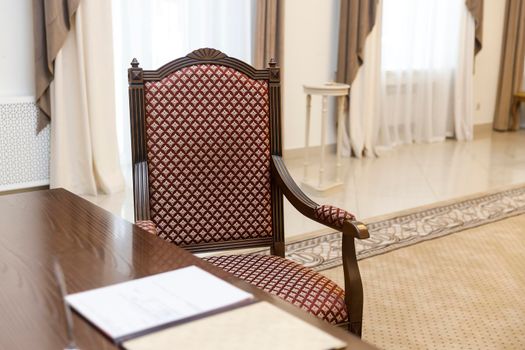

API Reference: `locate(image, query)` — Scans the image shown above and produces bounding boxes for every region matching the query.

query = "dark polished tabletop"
[0,188,378,350]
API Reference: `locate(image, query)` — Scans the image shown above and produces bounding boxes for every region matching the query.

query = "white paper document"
[123,301,347,350]
[66,266,253,341]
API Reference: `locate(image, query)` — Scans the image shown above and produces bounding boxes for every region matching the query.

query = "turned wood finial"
[268,58,279,82]
[128,58,143,84]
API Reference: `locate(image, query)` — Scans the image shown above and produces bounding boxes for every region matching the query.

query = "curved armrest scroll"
[271,155,318,217]
[271,155,368,239]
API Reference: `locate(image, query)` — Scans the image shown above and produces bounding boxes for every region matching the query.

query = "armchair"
[128,48,369,336]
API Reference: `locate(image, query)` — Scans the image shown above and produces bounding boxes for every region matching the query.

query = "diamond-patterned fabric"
[135,220,157,235]
[204,254,348,324]
[143,64,272,246]
[314,205,355,229]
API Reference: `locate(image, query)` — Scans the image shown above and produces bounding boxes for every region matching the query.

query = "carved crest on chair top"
[186,48,228,61]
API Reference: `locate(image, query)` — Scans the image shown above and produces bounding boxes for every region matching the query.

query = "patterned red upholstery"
[135,220,157,235]
[314,205,355,229]
[143,64,272,247]
[204,254,348,324]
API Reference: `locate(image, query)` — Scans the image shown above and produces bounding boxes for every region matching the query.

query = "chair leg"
[271,241,285,258]
[341,221,365,338]
[349,321,363,338]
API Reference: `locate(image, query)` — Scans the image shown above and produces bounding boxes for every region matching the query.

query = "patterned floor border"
[276,184,525,271]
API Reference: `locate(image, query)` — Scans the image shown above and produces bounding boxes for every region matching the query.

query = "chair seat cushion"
[135,220,157,235]
[203,254,348,324]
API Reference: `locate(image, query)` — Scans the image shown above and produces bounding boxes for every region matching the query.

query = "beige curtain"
[50,0,124,195]
[465,0,483,54]
[254,0,281,69]
[33,0,80,129]
[493,0,525,131]
[336,0,378,85]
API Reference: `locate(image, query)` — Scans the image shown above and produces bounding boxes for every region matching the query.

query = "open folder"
[65,266,254,343]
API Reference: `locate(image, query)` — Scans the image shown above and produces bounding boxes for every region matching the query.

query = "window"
[112,0,256,173]
[381,0,462,72]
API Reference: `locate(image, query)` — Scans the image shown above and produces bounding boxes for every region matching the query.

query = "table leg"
[319,95,327,187]
[304,94,312,181]
[336,96,344,182]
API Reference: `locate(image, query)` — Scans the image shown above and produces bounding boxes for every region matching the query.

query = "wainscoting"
[0,97,50,191]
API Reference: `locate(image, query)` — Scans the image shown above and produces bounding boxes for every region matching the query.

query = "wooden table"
[0,189,377,350]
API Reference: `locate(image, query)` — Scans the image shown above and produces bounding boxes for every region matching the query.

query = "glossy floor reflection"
[283,129,525,237]
[84,130,525,239]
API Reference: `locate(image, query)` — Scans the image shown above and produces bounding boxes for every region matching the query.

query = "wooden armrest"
[271,155,318,216]
[271,155,368,239]
[272,155,368,336]
[345,220,370,240]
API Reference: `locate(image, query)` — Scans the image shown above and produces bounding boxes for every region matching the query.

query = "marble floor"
[83,129,525,238]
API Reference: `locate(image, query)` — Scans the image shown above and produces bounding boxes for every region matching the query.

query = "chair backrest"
[128,48,284,253]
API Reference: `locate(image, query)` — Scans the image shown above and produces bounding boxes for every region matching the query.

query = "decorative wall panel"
[0,98,50,191]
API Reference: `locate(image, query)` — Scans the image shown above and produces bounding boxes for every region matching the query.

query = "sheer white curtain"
[347,0,475,156]
[112,0,255,175]
[344,1,383,158]
[379,0,472,147]
[51,0,124,195]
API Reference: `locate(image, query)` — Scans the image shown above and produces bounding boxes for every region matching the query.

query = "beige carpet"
[322,214,525,350]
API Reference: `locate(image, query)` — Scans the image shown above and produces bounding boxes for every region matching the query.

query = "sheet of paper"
[123,301,347,350]
[66,265,253,341]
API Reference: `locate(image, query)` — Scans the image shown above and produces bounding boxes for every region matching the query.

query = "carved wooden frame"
[128,48,368,336]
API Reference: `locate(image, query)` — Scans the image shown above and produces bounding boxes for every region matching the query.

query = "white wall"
[472,0,506,125]
[0,0,35,98]
[282,0,339,151]
[0,0,49,192]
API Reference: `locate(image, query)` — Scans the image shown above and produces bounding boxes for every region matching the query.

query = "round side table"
[302,82,349,192]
